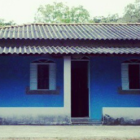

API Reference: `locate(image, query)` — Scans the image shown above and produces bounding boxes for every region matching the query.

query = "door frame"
[71,57,90,118]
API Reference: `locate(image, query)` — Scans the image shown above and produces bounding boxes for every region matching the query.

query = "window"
[121,59,140,90]
[38,65,49,89]
[30,59,56,90]
[129,65,140,89]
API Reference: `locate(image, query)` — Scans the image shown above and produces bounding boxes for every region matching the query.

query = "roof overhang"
[0,46,140,55]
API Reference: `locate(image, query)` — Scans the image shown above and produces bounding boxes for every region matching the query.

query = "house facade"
[0,23,140,125]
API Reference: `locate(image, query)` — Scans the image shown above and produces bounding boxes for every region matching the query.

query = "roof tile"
[1,23,140,40]
[0,46,139,54]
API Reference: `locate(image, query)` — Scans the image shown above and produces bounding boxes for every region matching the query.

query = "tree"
[92,0,140,23]
[69,6,90,23]
[93,14,119,23]
[121,0,140,23]
[34,2,90,23]
[0,19,16,27]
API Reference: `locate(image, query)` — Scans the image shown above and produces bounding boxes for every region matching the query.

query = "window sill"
[118,87,140,94]
[26,87,60,95]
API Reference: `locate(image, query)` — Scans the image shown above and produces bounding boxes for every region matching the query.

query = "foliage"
[34,2,90,23]
[121,0,140,23]
[92,14,119,23]
[0,19,16,27]
[1,0,139,25]
[92,0,140,23]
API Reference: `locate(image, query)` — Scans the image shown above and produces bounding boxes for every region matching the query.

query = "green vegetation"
[92,14,120,23]
[34,2,90,23]
[34,0,140,23]
[0,19,16,27]
[1,0,140,26]
[94,0,140,23]
[122,0,140,23]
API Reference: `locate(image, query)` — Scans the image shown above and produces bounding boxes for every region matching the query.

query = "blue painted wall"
[0,55,64,107]
[1,55,140,120]
[90,56,140,120]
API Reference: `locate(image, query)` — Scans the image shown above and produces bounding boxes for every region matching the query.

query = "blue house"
[0,23,140,125]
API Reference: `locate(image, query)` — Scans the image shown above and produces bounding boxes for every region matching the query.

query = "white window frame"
[121,63,140,90]
[30,62,56,90]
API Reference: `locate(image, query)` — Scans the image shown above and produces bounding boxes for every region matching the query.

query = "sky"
[0,0,136,24]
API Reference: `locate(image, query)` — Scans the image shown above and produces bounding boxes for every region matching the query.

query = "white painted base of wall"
[0,108,71,125]
[103,107,140,125]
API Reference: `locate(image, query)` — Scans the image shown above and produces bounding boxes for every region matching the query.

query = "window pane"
[38,65,49,89]
[129,65,140,89]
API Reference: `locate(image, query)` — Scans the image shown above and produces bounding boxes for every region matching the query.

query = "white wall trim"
[64,56,71,116]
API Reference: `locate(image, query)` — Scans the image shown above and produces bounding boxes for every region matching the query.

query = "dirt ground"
[0,125,140,140]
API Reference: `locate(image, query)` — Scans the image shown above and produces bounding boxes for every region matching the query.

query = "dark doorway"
[71,61,89,117]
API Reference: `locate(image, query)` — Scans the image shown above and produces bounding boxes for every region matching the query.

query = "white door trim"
[64,56,71,116]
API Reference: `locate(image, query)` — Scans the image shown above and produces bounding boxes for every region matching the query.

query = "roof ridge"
[1,23,140,29]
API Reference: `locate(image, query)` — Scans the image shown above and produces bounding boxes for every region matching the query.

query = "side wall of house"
[90,56,140,125]
[0,55,71,124]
